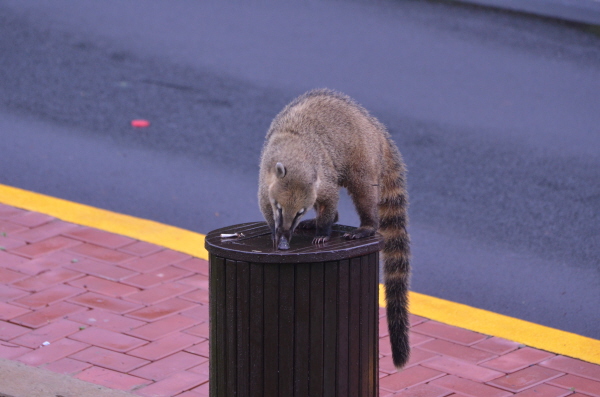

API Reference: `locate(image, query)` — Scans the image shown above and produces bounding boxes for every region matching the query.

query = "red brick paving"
[0,343,32,359]
[67,308,146,332]
[482,347,556,373]
[9,301,84,328]
[16,338,89,366]
[14,268,82,292]
[0,320,30,340]
[69,291,143,314]
[0,301,31,320]
[69,326,148,352]
[70,346,150,372]
[75,366,151,391]
[10,235,81,259]
[125,297,197,322]
[125,314,198,341]
[0,267,28,283]
[130,351,207,381]
[0,204,599,397]
[0,250,27,268]
[10,319,82,348]
[122,265,192,289]
[63,227,135,249]
[44,356,93,375]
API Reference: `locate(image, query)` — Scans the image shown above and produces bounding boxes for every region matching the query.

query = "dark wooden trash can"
[205,222,383,397]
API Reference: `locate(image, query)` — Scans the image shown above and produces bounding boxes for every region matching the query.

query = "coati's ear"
[275,162,286,179]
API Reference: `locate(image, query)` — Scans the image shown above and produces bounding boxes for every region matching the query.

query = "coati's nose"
[274,228,292,250]
[278,235,290,250]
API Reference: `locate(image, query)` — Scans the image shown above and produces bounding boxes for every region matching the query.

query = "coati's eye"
[297,208,305,215]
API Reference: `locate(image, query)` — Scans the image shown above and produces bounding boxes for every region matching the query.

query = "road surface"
[1,0,599,338]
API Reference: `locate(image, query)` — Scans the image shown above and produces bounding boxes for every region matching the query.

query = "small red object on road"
[131,119,150,128]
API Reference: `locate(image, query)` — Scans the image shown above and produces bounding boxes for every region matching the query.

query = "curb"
[447,0,600,25]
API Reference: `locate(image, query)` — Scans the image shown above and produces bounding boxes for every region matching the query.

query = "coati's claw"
[344,227,376,240]
[312,236,330,245]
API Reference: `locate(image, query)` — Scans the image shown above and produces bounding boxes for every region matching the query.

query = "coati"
[258,89,411,369]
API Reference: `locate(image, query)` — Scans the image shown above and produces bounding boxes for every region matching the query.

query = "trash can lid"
[205,222,384,263]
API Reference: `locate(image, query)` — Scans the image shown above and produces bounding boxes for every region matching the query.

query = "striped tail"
[378,140,411,369]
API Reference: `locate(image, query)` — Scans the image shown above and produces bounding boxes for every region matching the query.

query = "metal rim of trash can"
[204,222,384,263]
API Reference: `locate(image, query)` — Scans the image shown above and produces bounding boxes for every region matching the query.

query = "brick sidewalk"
[1,203,599,396]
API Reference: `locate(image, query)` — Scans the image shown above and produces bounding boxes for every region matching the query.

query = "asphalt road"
[1,0,599,338]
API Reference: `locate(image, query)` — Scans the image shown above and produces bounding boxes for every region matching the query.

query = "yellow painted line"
[1,183,598,365]
[0,184,208,260]
[379,285,600,365]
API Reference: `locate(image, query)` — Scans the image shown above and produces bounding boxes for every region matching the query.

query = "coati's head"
[268,162,318,250]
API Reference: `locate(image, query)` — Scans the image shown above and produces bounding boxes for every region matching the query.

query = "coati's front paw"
[343,226,376,240]
[297,218,317,230]
[312,235,330,244]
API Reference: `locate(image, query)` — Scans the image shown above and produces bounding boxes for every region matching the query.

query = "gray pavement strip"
[0,359,135,397]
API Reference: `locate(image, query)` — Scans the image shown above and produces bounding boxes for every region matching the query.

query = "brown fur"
[258,89,411,368]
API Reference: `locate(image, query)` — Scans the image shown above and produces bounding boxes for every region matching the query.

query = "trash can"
[205,222,383,397]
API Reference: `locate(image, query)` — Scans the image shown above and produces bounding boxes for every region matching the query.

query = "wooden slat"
[236,260,250,396]
[309,262,325,397]
[279,264,295,396]
[294,263,311,396]
[336,259,349,397]
[348,256,361,397]
[225,259,237,396]
[323,260,338,397]
[210,255,226,397]
[249,263,264,397]
[371,252,380,396]
[359,254,371,397]
[263,264,279,396]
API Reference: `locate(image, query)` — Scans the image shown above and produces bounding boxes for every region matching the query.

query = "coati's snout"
[269,162,315,250]
[272,207,304,250]
[271,194,307,250]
